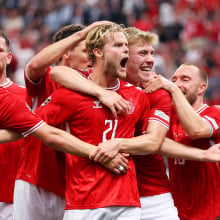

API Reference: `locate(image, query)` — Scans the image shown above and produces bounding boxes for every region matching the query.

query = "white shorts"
[63,206,141,220]
[13,179,66,220]
[0,202,13,220]
[140,192,179,220]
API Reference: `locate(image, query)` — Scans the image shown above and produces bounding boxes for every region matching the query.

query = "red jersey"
[169,104,220,220]
[0,87,44,134]
[17,68,65,197]
[25,67,62,110]
[0,80,25,203]
[134,89,171,196]
[36,79,150,209]
[0,83,44,202]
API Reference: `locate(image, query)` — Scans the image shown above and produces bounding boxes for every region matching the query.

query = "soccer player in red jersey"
[144,63,220,220]
[125,28,178,220]
[14,21,129,220]
[36,23,152,220]
[0,31,26,219]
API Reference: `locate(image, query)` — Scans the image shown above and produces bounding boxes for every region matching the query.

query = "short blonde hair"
[125,27,158,47]
[86,23,127,64]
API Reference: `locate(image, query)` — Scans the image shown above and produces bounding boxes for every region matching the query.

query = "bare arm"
[32,123,128,174]
[32,123,96,157]
[25,21,113,82]
[144,75,211,138]
[90,121,168,163]
[50,66,129,118]
[0,129,22,143]
[159,137,220,162]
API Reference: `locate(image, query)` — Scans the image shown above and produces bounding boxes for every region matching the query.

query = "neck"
[191,97,204,111]
[90,64,119,88]
[0,72,8,85]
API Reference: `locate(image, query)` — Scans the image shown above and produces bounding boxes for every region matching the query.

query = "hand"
[82,21,114,38]
[103,153,129,175]
[97,90,129,118]
[89,138,127,164]
[203,143,220,162]
[143,75,173,94]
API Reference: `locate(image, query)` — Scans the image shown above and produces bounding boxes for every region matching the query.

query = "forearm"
[33,124,96,158]
[50,66,104,97]
[0,129,22,143]
[118,134,162,155]
[170,85,210,138]
[159,138,206,161]
[119,123,168,155]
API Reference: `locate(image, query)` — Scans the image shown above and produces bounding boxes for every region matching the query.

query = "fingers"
[111,100,129,118]
[110,107,117,119]
[93,151,111,164]
[112,168,121,175]
[89,148,98,160]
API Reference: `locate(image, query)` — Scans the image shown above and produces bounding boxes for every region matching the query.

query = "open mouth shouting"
[120,57,128,71]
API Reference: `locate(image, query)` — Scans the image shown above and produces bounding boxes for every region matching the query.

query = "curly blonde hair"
[86,23,127,64]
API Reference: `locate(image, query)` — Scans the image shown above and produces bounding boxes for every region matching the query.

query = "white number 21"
[103,119,118,142]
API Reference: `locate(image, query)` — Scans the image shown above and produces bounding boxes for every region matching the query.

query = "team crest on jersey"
[126,100,134,114]
[93,100,102,108]
[41,96,51,106]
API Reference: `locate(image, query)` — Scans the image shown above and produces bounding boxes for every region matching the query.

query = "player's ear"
[93,48,103,59]
[198,83,207,95]
[63,51,70,60]
[6,52,12,64]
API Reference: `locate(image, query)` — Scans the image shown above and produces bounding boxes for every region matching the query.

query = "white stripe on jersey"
[22,121,45,137]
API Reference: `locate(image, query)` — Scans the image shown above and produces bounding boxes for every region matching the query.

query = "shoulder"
[201,104,220,114]
[119,79,144,93]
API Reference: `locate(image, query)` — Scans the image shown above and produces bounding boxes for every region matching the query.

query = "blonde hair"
[125,27,158,47]
[86,23,127,64]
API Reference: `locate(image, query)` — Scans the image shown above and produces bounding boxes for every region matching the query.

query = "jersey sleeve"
[25,67,49,97]
[0,92,44,136]
[202,105,220,137]
[148,89,171,129]
[35,88,78,126]
[24,67,61,109]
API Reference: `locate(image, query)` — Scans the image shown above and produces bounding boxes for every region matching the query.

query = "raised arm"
[50,66,129,118]
[25,21,113,82]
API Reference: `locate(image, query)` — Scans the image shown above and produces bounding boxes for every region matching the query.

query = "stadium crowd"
[0,0,220,104]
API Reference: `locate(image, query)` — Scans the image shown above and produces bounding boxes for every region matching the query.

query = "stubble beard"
[186,92,197,106]
[105,61,126,79]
